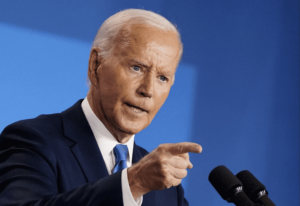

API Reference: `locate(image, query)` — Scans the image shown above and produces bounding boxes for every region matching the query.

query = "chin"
[117,119,149,135]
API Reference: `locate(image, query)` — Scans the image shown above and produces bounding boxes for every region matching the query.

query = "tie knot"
[114,144,128,162]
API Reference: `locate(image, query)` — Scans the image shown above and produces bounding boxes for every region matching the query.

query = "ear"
[88,47,102,87]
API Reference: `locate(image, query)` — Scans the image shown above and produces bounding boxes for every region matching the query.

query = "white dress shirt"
[81,98,142,206]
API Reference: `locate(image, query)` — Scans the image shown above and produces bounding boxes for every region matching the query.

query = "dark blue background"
[0,1,299,205]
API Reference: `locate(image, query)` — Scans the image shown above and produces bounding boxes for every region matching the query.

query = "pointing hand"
[128,142,202,199]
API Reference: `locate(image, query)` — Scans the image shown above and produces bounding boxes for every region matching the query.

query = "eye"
[159,76,167,82]
[133,66,140,71]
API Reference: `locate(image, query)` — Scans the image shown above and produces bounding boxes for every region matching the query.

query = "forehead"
[113,24,180,68]
[126,24,179,48]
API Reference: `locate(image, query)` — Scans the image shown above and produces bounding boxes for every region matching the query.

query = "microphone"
[236,170,276,206]
[209,165,254,206]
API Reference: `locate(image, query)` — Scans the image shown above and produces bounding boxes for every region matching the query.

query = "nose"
[137,73,155,98]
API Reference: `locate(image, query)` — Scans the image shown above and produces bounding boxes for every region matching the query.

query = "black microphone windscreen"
[209,165,242,201]
[236,170,267,201]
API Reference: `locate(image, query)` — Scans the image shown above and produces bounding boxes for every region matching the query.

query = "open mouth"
[125,103,147,113]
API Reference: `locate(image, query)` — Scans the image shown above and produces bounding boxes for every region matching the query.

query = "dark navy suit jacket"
[0,100,188,206]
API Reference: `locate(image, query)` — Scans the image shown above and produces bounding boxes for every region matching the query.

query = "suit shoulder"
[2,113,62,136]
[20,112,62,128]
[0,113,66,150]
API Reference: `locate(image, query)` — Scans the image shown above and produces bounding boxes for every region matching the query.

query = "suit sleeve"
[0,122,123,206]
[177,184,189,206]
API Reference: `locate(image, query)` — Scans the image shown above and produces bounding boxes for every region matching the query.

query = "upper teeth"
[132,107,143,112]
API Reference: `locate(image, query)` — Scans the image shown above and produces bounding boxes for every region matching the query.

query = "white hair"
[92,9,182,58]
[88,9,183,86]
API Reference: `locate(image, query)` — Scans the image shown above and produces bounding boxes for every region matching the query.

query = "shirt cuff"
[121,168,143,206]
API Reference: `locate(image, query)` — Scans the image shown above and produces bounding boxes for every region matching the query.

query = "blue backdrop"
[0,1,299,205]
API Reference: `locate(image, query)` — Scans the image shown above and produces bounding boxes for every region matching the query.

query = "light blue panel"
[0,0,164,42]
[0,23,90,131]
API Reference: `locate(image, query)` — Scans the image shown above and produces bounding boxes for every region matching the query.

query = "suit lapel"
[132,142,146,164]
[61,100,109,182]
[60,100,177,205]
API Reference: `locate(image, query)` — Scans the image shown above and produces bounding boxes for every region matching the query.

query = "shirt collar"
[81,97,135,163]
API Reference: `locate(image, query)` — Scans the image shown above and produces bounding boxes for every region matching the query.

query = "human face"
[89,24,181,142]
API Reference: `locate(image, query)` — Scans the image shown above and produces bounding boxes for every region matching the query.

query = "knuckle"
[176,145,183,154]
[182,169,188,177]
[158,143,172,152]
[158,155,168,165]
[184,160,190,168]
[180,146,185,153]
[158,144,166,149]
[157,144,165,153]
[176,169,187,178]
[157,166,168,178]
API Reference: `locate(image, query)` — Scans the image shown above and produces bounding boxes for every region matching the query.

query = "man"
[0,9,202,205]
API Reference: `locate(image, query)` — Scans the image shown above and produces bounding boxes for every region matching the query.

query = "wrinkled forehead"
[116,24,179,48]
[108,25,180,80]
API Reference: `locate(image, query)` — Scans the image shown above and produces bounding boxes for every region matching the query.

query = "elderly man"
[0,9,202,206]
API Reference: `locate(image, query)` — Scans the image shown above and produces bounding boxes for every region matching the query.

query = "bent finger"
[164,177,182,189]
[167,156,191,169]
[176,153,193,169]
[168,167,188,179]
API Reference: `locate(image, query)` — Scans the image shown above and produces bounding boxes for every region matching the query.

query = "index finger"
[165,142,202,155]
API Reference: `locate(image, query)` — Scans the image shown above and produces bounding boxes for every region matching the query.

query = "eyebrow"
[130,59,151,68]
[130,58,175,78]
[159,70,174,78]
